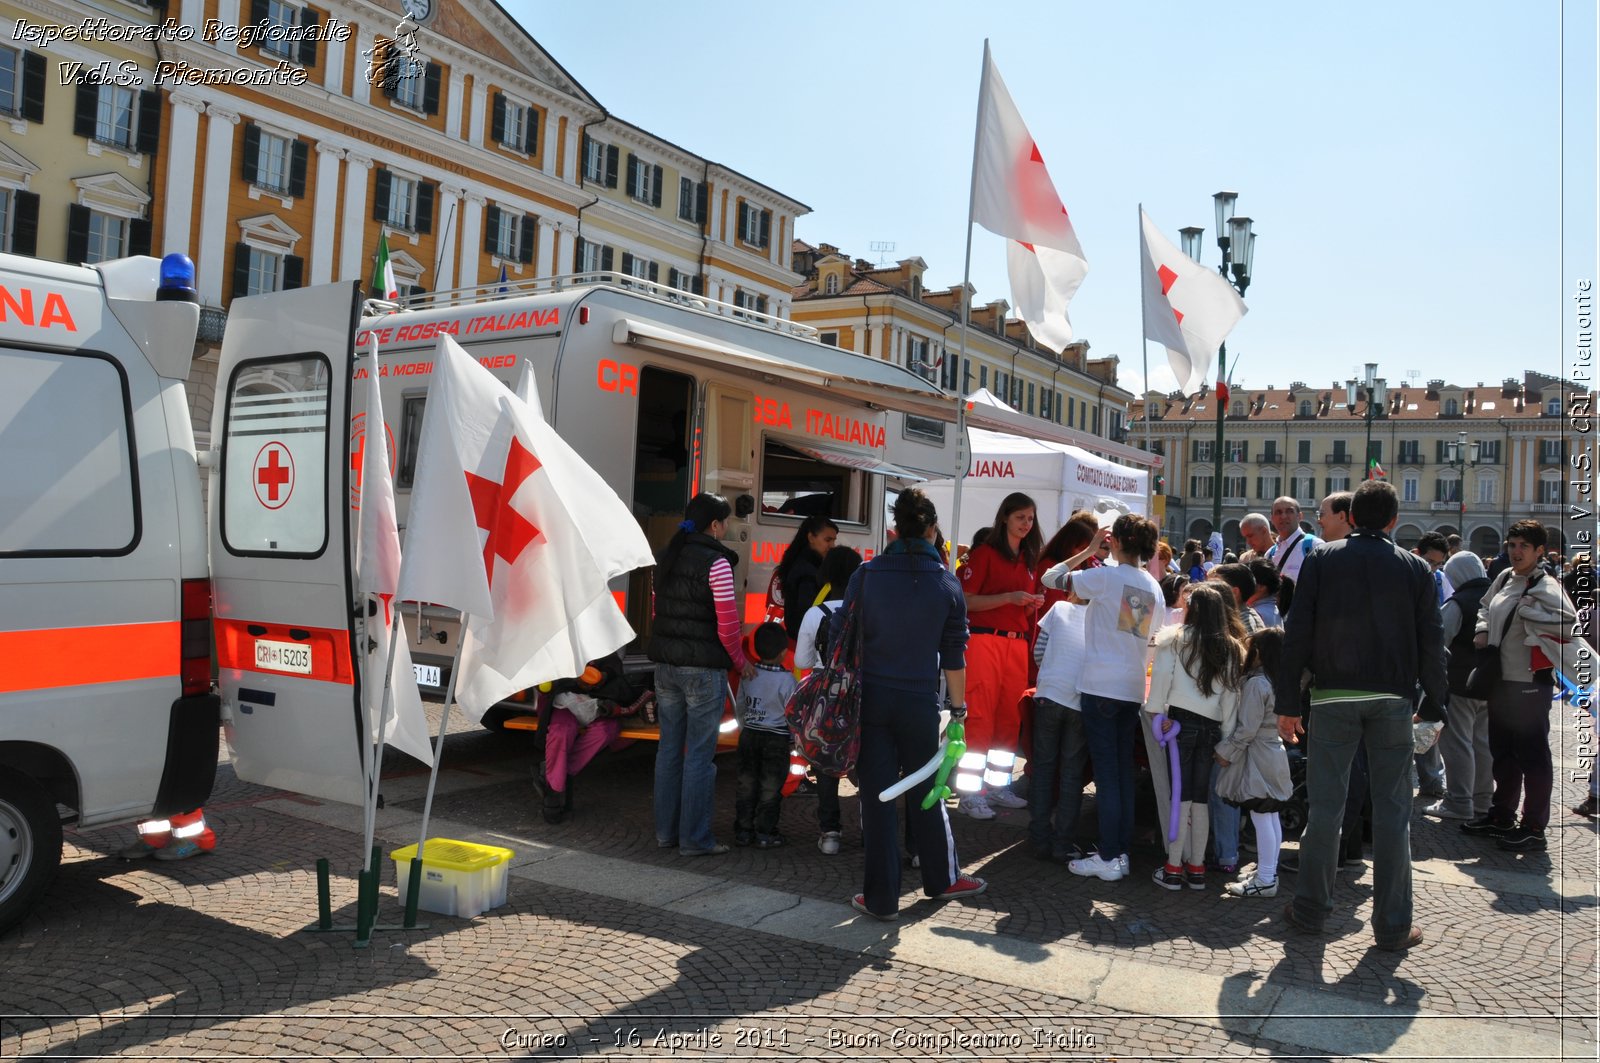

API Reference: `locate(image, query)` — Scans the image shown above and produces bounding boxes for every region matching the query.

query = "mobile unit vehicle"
[358,273,965,724]
[0,254,371,935]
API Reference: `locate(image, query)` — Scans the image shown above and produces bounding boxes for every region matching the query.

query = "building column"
[309,143,344,284]
[351,32,377,106]
[162,93,205,258]
[195,106,239,303]
[456,191,485,291]
[445,70,466,141]
[338,153,373,283]
[468,81,488,148]
[214,0,241,54]
[434,184,462,293]
[535,216,556,278]
[178,0,203,32]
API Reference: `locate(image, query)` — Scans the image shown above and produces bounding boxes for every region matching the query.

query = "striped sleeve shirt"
[708,558,748,670]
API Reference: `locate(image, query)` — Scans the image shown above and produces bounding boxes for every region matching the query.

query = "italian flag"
[1368,458,1386,480]
[371,232,398,300]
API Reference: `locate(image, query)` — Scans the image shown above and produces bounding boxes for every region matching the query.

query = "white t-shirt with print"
[1069,563,1164,703]
[1035,601,1087,709]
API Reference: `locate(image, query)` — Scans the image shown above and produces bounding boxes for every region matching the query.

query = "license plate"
[254,639,312,675]
[413,663,442,688]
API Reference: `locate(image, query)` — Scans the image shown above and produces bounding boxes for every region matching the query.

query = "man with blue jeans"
[1276,479,1447,951]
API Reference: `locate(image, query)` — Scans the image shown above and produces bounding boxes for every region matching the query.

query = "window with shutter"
[0,47,19,116]
[9,190,37,256]
[604,145,619,189]
[518,216,534,264]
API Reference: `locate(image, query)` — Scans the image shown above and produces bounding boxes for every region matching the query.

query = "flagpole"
[949,39,993,559]
[414,618,470,853]
[360,609,404,872]
[1138,203,1154,511]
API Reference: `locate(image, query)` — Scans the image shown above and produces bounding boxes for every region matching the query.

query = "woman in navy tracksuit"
[840,488,988,920]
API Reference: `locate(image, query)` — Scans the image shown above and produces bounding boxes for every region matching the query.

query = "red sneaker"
[937,874,988,900]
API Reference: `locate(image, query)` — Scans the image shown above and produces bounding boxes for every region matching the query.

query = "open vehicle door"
[208,282,367,804]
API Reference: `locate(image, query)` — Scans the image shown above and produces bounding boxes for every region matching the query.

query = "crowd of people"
[622,482,1593,937]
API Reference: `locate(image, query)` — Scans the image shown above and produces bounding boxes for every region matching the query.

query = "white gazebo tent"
[920,389,1150,547]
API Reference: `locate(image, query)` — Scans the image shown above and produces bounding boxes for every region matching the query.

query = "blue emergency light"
[156,253,198,303]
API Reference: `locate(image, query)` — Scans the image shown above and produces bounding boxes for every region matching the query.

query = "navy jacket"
[1275,528,1448,715]
[835,540,967,695]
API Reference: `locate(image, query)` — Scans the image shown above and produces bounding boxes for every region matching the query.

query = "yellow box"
[390,838,514,918]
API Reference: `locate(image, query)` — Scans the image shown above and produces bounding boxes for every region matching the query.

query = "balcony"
[1531,502,1563,513]
[1538,452,1565,466]
[1257,453,1281,466]
[1325,453,1352,465]
[1429,500,1463,511]
[1396,454,1425,466]
[1223,497,1249,508]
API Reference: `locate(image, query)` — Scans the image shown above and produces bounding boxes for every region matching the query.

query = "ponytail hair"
[659,492,731,576]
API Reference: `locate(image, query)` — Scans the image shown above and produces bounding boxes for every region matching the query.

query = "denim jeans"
[1207,768,1240,866]
[734,728,790,836]
[1079,692,1140,861]
[1029,697,1088,857]
[652,662,726,853]
[1291,695,1414,947]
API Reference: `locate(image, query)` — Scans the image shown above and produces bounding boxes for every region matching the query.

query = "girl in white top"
[1143,583,1243,891]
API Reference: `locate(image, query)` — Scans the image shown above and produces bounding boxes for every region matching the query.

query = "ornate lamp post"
[1345,362,1389,480]
[1445,429,1481,524]
[1182,194,1255,536]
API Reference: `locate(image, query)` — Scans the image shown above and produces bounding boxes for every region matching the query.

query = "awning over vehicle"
[611,317,956,423]
[779,438,930,481]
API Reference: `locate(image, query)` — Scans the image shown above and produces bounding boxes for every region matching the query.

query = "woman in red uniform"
[956,492,1045,819]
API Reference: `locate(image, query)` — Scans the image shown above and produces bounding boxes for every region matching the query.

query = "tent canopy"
[921,394,1149,547]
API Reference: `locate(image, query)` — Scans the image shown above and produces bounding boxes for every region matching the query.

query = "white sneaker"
[1068,852,1126,881]
[1118,854,1131,878]
[958,794,996,820]
[1421,801,1472,820]
[1225,874,1279,898]
[986,788,1027,810]
[817,831,841,855]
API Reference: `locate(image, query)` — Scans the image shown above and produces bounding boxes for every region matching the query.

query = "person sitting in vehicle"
[535,653,652,824]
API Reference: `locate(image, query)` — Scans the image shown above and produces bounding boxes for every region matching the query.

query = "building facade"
[1133,372,1590,554]
[789,240,1134,444]
[1,0,808,432]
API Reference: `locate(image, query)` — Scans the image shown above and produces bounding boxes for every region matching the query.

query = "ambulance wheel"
[0,774,63,937]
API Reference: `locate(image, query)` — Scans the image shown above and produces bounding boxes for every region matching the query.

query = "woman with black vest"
[648,493,753,857]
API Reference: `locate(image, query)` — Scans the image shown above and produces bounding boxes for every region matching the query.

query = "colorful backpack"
[785,578,864,776]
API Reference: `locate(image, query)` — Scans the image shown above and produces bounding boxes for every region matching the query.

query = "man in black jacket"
[1276,479,1448,951]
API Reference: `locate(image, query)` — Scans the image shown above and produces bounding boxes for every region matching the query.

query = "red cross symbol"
[1157,264,1184,325]
[465,436,542,588]
[253,442,294,510]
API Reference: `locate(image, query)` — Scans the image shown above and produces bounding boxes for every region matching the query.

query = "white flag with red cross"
[395,336,653,721]
[1140,207,1247,394]
[971,44,1088,353]
[354,350,435,766]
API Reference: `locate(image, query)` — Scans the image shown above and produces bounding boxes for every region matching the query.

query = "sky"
[507,1,1597,400]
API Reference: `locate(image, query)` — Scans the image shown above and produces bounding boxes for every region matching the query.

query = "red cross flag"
[971,43,1088,353]
[395,336,654,720]
[1140,207,1247,394]
[354,351,434,766]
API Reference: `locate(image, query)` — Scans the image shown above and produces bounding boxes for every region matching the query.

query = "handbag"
[784,574,865,776]
[1464,575,1539,699]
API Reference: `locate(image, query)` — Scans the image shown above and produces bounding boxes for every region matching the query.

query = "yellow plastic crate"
[390,838,514,918]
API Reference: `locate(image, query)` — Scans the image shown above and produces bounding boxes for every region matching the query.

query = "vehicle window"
[221,354,330,557]
[759,438,867,524]
[0,348,137,555]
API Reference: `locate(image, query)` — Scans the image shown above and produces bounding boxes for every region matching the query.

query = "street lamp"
[1188,192,1255,537]
[1345,362,1389,480]
[1445,429,1481,524]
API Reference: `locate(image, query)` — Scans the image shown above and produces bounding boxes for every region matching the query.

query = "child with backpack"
[792,545,863,854]
[734,622,800,848]
[1213,628,1294,897]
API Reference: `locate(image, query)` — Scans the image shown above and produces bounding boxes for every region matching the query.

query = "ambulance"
[357,273,966,727]
[0,256,963,933]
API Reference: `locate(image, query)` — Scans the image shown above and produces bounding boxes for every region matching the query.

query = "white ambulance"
[358,274,965,726]
[0,258,964,933]
[0,255,374,935]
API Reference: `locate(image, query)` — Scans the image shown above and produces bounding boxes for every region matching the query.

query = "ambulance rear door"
[208,282,367,804]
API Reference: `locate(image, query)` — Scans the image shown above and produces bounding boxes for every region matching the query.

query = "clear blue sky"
[508,1,1597,399]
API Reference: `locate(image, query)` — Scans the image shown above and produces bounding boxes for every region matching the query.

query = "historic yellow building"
[1134,371,1591,554]
[789,240,1136,447]
[0,0,807,345]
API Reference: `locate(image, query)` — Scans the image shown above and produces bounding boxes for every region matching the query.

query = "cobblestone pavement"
[1,701,1595,1060]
